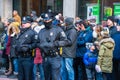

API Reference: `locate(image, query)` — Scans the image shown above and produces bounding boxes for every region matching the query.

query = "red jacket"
[34,48,43,64]
[6,36,11,55]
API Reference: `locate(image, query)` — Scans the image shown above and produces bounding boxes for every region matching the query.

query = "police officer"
[15,16,37,80]
[37,14,68,80]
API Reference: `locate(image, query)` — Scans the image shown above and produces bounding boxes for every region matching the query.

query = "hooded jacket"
[62,25,77,58]
[97,38,115,73]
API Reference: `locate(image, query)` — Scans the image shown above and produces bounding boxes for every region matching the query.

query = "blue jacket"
[83,50,97,68]
[76,30,93,58]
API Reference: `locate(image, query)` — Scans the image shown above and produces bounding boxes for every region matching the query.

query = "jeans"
[12,58,18,73]
[33,64,44,80]
[86,68,95,80]
[61,58,74,80]
[96,72,103,80]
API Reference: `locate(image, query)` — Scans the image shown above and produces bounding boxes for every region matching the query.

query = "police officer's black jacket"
[15,27,37,55]
[38,26,68,56]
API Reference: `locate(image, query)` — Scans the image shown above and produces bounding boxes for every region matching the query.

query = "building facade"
[0,0,120,22]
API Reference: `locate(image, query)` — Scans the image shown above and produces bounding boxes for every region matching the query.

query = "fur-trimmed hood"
[99,38,115,49]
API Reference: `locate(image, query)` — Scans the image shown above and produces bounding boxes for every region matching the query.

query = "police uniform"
[38,24,68,80]
[15,17,37,80]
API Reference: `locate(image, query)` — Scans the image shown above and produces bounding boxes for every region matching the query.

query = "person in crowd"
[83,43,98,80]
[0,16,5,71]
[107,16,120,80]
[114,15,120,31]
[107,16,117,36]
[0,16,4,34]
[52,15,60,26]
[96,27,115,80]
[2,18,15,75]
[5,22,20,78]
[31,22,45,80]
[58,13,64,24]
[92,24,103,41]
[61,17,77,80]
[15,16,37,80]
[30,11,38,22]
[37,13,68,80]
[13,10,21,25]
[74,19,93,80]
[47,9,54,19]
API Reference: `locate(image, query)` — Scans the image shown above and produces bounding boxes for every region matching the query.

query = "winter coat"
[62,25,77,58]
[76,30,93,58]
[34,48,43,64]
[109,26,117,37]
[6,36,11,55]
[111,31,120,60]
[13,14,21,25]
[97,38,115,73]
[6,35,18,58]
[15,28,37,55]
[83,50,98,68]
[10,36,18,58]
[38,26,68,57]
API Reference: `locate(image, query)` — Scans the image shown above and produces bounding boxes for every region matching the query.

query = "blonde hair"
[94,25,103,41]
[7,22,20,36]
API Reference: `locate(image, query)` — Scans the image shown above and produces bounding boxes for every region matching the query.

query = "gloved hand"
[95,65,101,72]
[40,42,54,48]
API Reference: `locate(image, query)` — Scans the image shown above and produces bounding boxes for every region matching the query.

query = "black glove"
[40,42,54,48]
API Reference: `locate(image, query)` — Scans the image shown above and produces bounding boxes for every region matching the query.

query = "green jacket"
[97,38,115,73]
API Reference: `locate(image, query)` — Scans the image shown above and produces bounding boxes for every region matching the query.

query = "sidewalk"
[0,68,18,80]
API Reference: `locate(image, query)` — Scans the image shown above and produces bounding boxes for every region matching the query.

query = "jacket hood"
[100,38,115,49]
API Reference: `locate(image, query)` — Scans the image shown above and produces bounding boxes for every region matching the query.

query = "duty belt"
[46,51,59,57]
[18,52,32,58]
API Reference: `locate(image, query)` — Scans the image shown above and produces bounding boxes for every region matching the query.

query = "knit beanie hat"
[65,17,74,25]
[107,16,115,22]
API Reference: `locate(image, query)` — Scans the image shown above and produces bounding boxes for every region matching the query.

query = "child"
[83,43,98,80]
